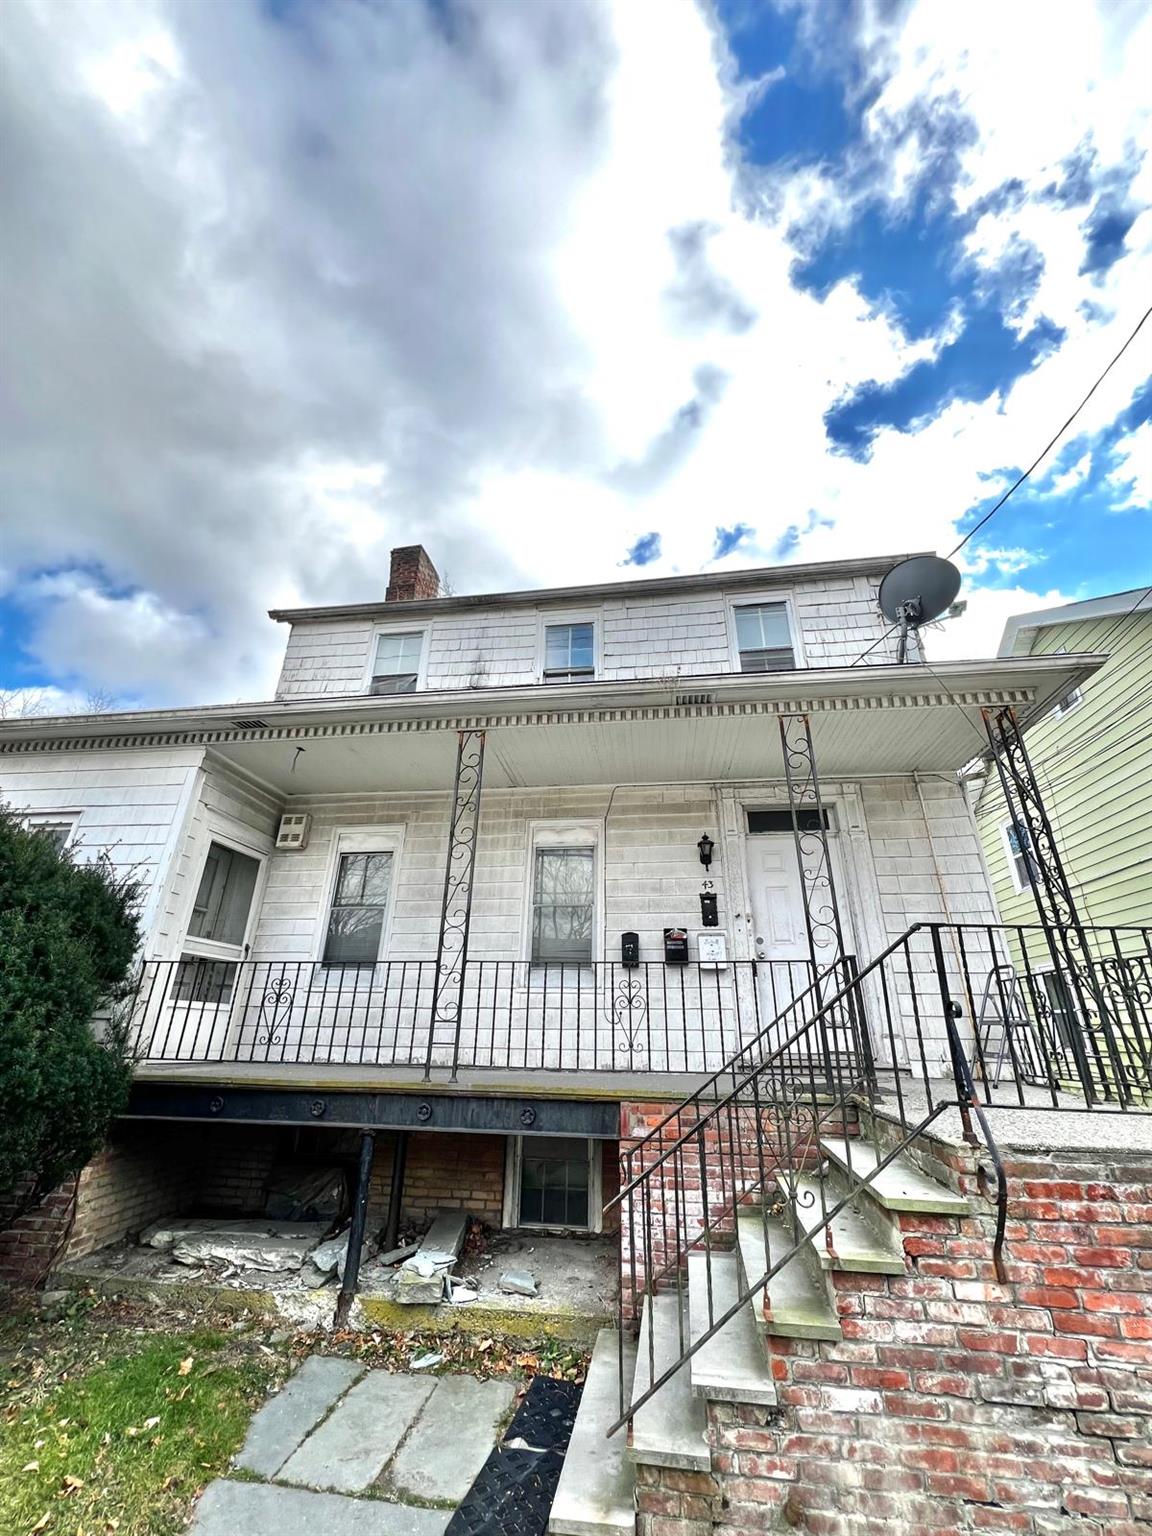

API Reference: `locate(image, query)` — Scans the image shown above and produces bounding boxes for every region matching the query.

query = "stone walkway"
[189,1356,517,1535]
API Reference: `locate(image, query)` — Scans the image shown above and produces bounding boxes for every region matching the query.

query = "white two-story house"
[0,545,1103,1284]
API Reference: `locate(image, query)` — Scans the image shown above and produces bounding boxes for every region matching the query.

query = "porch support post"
[778,712,862,1084]
[981,705,1123,1103]
[427,728,486,1082]
[334,1128,376,1328]
[382,1130,409,1254]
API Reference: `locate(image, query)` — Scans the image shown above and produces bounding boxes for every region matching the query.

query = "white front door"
[745,833,852,1042]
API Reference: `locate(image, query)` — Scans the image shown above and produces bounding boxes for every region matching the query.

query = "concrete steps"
[549,1329,636,1536]
[630,1293,710,1472]
[775,1169,906,1274]
[819,1137,970,1214]
[734,1210,842,1341]
[686,1252,776,1405]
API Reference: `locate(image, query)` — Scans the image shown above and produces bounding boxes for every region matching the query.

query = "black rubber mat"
[446,1376,583,1536]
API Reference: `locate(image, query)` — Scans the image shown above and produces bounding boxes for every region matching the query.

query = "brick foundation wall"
[367,1131,507,1231]
[635,1139,1152,1536]
[0,1124,198,1286]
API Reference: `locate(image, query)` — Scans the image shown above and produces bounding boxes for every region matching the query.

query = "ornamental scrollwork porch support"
[426,728,486,1081]
[777,712,867,1087]
[982,704,1128,1104]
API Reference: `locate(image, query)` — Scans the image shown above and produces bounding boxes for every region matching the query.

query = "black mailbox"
[663,927,689,964]
[621,931,640,967]
[699,891,719,927]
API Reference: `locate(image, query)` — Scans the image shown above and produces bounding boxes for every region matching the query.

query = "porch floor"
[132,1059,721,1103]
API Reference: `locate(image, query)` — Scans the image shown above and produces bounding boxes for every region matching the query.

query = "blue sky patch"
[713,523,754,559]
[622,531,662,566]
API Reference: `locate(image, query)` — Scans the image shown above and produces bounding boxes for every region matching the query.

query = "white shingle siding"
[273,573,901,698]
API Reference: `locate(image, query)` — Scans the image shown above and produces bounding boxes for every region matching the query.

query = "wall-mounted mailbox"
[663,927,689,964]
[621,931,640,968]
[699,891,719,927]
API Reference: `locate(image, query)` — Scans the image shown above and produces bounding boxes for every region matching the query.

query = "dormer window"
[370,630,424,694]
[543,621,595,683]
[734,602,795,673]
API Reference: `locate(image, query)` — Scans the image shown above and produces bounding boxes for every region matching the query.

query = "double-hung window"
[543,622,595,683]
[176,841,261,1003]
[370,631,424,694]
[734,602,795,672]
[1004,821,1038,893]
[323,851,394,965]
[531,847,594,963]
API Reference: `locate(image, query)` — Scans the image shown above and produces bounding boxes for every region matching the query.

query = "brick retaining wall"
[635,1137,1152,1535]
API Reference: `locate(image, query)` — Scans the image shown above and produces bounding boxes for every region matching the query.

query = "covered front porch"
[127,654,1098,1083]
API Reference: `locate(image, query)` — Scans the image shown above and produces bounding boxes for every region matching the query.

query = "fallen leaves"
[176,1357,193,1377]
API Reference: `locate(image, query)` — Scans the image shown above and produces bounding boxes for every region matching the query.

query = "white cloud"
[0,0,1148,708]
[1042,450,1093,497]
[926,585,1072,662]
[1107,419,1152,510]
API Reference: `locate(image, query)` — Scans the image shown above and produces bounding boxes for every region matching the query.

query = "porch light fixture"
[697,834,715,869]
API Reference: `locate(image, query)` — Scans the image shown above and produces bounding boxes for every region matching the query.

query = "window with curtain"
[734,602,795,672]
[370,631,424,694]
[323,851,394,964]
[531,846,594,963]
[543,622,595,682]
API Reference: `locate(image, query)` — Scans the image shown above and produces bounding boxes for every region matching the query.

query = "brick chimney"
[386,545,440,603]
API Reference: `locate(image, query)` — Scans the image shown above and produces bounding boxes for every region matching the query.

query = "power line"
[947,302,1152,559]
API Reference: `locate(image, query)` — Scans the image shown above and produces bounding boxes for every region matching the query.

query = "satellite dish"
[878,555,962,663]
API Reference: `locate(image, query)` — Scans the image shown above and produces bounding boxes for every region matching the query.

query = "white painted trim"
[725,590,805,671]
[519,818,604,963]
[312,823,407,964]
[361,622,432,694]
[502,1134,603,1233]
[536,609,599,684]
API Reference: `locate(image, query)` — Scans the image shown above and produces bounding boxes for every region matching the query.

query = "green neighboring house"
[973,587,1152,931]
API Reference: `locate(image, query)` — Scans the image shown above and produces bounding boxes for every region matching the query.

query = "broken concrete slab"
[190,1479,450,1536]
[233,1356,365,1477]
[279,1370,436,1494]
[172,1232,323,1272]
[307,1232,348,1277]
[142,1218,326,1252]
[379,1242,420,1266]
[416,1210,468,1263]
[396,1266,447,1304]
[388,1375,517,1505]
[498,1268,538,1296]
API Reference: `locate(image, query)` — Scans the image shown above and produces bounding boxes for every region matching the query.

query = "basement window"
[505,1136,601,1232]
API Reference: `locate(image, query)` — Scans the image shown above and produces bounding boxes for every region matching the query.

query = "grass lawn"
[0,1304,282,1536]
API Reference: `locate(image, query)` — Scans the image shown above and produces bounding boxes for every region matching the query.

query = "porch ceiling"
[204,653,1100,795]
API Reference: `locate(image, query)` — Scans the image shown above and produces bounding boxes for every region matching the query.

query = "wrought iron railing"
[126,955,857,1078]
[607,921,1152,1435]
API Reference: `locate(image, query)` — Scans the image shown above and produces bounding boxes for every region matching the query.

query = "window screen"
[188,843,260,947]
[734,603,795,672]
[370,632,423,694]
[518,1136,591,1228]
[531,847,594,962]
[323,851,394,964]
[543,622,595,682]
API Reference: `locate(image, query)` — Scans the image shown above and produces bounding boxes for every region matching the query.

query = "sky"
[0,0,1149,713]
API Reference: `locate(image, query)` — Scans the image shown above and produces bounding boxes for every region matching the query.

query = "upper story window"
[531,847,594,962]
[1003,821,1038,894]
[543,621,595,683]
[734,602,795,673]
[370,630,424,694]
[1050,687,1083,718]
[22,813,77,853]
[323,851,394,965]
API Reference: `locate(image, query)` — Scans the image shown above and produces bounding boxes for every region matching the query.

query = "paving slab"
[190,1478,451,1536]
[389,1374,517,1504]
[234,1355,365,1477]
[279,1370,436,1492]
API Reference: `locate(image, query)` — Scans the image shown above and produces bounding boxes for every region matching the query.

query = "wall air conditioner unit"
[276,813,312,851]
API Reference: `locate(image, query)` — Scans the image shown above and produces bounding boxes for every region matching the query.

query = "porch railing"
[607,921,1152,1434]
[127,955,859,1077]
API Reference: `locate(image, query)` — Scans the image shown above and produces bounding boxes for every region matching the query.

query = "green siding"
[976,608,1152,929]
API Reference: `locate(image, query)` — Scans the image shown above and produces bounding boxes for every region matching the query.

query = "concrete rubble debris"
[379,1242,420,1266]
[142,1218,326,1253]
[498,1268,539,1296]
[409,1352,444,1370]
[393,1210,469,1306]
[172,1232,326,1273]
